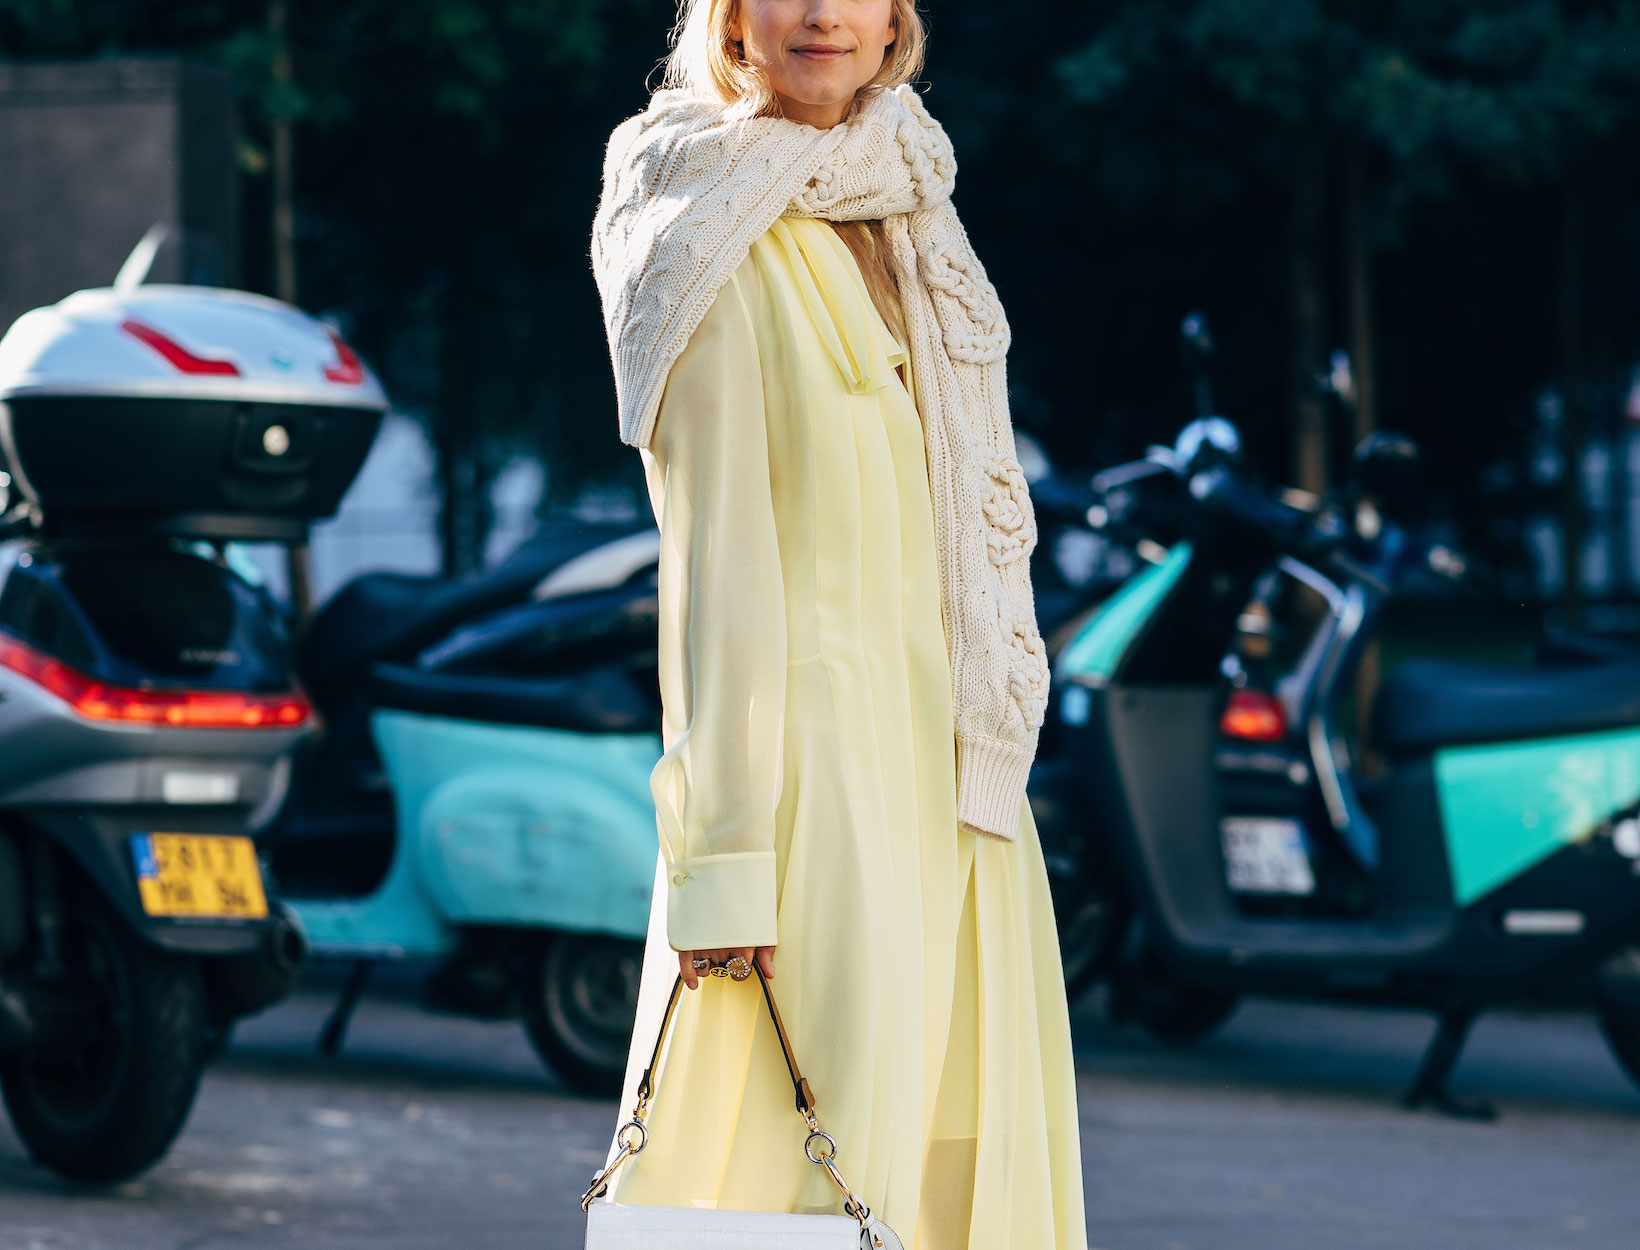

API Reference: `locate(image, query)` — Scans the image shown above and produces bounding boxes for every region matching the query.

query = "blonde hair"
[659,1,926,356]
[660,0,927,122]
[832,220,908,352]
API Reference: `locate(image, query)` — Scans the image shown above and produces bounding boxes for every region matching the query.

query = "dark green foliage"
[282,0,668,559]
[4,1,1640,566]
[1045,0,1640,487]
[2,0,672,562]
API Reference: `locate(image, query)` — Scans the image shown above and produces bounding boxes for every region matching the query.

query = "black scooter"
[0,262,386,1178]
[1044,419,1640,1116]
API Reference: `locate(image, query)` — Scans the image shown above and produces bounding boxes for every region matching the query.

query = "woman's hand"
[678,945,776,990]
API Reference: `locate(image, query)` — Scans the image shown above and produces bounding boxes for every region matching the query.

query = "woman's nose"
[803,2,844,30]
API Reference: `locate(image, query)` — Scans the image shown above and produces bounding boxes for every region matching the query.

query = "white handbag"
[581,965,904,1250]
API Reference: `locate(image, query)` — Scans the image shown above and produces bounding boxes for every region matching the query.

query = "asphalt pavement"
[2,966,1637,1250]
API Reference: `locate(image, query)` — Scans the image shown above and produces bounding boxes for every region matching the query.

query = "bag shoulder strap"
[580,964,872,1228]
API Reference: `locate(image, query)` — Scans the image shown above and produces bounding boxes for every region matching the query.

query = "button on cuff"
[664,849,778,952]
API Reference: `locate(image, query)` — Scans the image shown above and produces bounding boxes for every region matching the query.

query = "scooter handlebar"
[1186,468,1318,550]
[1187,467,1406,594]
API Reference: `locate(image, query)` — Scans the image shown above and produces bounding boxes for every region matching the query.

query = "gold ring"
[724,954,752,981]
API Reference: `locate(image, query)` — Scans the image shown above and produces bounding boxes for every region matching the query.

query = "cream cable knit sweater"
[591,83,1048,842]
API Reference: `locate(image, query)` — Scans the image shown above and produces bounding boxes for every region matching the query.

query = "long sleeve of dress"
[638,264,786,954]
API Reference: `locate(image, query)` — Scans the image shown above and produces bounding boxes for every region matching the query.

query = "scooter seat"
[368,661,657,734]
[417,584,658,677]
[297,519,654,699]
[1373,659,1640,755]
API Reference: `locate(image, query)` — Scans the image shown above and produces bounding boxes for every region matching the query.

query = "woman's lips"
[792,46,849,60]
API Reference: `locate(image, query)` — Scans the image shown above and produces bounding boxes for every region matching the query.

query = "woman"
[589,2,1087,1246]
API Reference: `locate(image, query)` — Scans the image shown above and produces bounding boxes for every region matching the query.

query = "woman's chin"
[775,86,863,121]
[775,68,865,100]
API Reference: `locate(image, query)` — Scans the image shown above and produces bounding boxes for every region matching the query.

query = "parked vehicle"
[0,249,384,1179]
[268,518,665,1094]
[1042,418,1640,1116]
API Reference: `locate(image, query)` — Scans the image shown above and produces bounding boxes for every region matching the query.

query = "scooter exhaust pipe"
[205,901,309,1020]
[267,902,309,977]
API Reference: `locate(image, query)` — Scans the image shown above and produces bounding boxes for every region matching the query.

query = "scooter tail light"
[120,318,242,376]
[0,632,311,729]
[1219,689,1287,742]
[322,332,365,385]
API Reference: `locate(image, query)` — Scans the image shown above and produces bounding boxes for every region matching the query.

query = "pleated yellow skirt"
[606,216,1087,1250]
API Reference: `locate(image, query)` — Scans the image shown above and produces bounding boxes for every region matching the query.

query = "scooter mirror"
[1173,417,1242,475]
[1352,430,1422,500]
[1180,312,1216,419]
[1179,311,1214,360]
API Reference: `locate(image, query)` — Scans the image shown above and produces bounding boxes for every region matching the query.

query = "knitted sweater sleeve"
[640,262,785,953]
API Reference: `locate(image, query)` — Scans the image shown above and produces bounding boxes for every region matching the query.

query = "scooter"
[269,519,666,1094]
[0,245,386,1179]
[1027,315,1253,999]
[1048,418,1640,1116]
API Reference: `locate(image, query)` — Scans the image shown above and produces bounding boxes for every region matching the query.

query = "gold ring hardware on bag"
[579,964,877,1231]
[804,1128,872,1221]
[803,1128,838,1163]
[580,1119,646,1212]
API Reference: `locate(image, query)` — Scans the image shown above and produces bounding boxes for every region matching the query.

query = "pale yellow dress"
[605,214,1087,1250]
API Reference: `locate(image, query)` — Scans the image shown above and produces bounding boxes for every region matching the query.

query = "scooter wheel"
[1111,957,1240,1044]
[520,932,643,1096]
[1057,890,1125,1004]
[1599,1004,1640,1092]
[0,891,208,1183]
[1597,948,1640,1092]
[1029,776,1128,1006]
[200,1021,235,1065]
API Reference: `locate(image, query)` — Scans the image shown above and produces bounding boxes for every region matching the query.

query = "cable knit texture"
[591,83,1047,841]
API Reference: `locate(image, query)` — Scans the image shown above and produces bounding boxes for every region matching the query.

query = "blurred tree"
[1055,0,1640,509]
[0,0,668,574]
[1341,1,1640,619]
[5,1,1640,597]
[279,0,669,572]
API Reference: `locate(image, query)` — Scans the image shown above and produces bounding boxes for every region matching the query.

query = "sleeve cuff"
[664,850,779,951]
[955,734,1031,842]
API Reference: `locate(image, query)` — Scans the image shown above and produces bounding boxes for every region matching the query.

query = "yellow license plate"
[130,833,269,920]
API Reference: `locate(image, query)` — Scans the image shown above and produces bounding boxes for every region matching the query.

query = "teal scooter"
[1042,419,1640,1116]
[269,520,665,1093]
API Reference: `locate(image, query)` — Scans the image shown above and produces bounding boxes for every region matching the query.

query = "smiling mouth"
[792,45,850,60]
